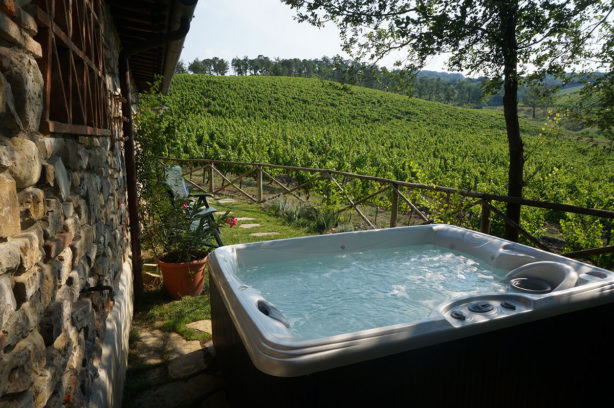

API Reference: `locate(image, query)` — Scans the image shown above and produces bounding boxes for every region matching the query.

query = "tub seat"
[505,261,578,294]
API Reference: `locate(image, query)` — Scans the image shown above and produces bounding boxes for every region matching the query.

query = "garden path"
[125,322,228,408]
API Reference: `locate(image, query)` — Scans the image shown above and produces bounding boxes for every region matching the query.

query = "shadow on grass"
[134,273,212,343]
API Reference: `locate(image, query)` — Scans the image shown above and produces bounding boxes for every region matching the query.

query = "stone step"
[238,223,260,229]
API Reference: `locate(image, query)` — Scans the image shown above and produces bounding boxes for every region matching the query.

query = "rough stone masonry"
[0,1,131,407]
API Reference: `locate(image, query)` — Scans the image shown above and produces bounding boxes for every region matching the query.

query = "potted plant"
[143,190,236,298]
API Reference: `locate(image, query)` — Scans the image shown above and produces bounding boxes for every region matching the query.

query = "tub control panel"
[442,296,532,328]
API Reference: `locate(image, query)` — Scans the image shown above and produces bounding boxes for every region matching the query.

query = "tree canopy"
[282,0,614,241]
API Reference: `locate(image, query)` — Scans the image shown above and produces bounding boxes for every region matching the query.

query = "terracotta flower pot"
[156,253,207,299]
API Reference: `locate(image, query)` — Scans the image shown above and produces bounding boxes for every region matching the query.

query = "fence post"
[390,183,399,227]
[208,163,214,193]
[202,165,206,184]
[480,200,491,234]
[257,165,263,202]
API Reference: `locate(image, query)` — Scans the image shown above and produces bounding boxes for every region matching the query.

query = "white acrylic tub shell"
[208,224,614,377]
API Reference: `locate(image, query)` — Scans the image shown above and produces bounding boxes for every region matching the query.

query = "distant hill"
[417,70,466,80]
[165,74,613,215]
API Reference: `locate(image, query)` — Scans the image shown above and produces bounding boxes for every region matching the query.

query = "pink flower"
[182,202,188,210]
[226,217,238,228]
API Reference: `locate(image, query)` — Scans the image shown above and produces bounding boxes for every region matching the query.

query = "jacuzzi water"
[237,244,509,339]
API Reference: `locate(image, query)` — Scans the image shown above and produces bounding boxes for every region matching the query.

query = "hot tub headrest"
[505,261,578,293]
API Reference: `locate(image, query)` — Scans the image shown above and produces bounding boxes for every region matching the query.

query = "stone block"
[36,136,63,161]
[43,231,72,260]
[43,197,62,238]
[65,269,80,290]
[0,307,29,349]
[0,71,22,132]
[55,284,76,305]
[24,285,44,315]
[68,235,82,267]
[8,228,41,271]
[32,369,57,408]
[13,264,41,305]
[75,198,87,225]
[69,170,80,190]
[76,145,88,169]
[0,275,16,327]
[0,339,31,395]
[0,135,41,188]
[43,392,63,408]
[56,246,72,284]
[0,241,20,275]
[52,157,70,201]
[61,200,74,217]
[39,262,56,307]
[0,172,20,238]
[61,373,79,406]
[0,143,14,170]
[23,330,45,370]
[18,186,45,226]
[0,47,43,132]
[93,256,109,277]
[0,389,34,408]
[71,299,92,332]
[15,6,37,36]
[38,301,63,347]
[74,260,87,288]
[0,331,46,396]
[86,244,97,268]
[63,215,79,236]
[41,161,53,187]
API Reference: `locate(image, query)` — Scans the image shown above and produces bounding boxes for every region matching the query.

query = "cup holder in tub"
[505,261,578,294]
[509,277,552,294]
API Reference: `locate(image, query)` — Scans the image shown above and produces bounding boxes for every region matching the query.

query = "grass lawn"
[215,198,318,245]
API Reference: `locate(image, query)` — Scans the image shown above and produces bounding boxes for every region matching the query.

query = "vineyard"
[154,74,614,264]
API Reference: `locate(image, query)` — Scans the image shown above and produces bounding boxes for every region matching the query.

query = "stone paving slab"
[168,349,207,379]
[235,217,255,221]
[216,198,235,203]
[135,329,165,365]
[249,232,280,237]
[186,319,212,333]
[238,223,260,229]
[166,332,202,360]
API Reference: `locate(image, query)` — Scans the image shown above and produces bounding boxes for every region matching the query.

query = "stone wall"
[0,1,131,407]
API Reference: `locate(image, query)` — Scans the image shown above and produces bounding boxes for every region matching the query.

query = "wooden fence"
[164,157,614,260]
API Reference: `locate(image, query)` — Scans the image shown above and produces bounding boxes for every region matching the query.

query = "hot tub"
[208,225,614,407]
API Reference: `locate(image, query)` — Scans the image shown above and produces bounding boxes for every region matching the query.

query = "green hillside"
[165,74,612,212]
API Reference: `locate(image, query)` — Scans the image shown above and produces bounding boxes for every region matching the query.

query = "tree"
[232,57,249,75]
[188,58,206,74]
[571,23,614,147]
[212,57,229,76]
[175,60,187,74]
[522,84,553,119]
[282,0,613,241]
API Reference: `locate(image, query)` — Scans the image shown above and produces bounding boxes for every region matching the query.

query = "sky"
[180,0,450,72]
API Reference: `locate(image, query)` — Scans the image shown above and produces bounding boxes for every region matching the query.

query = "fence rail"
[164,157,614,260]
